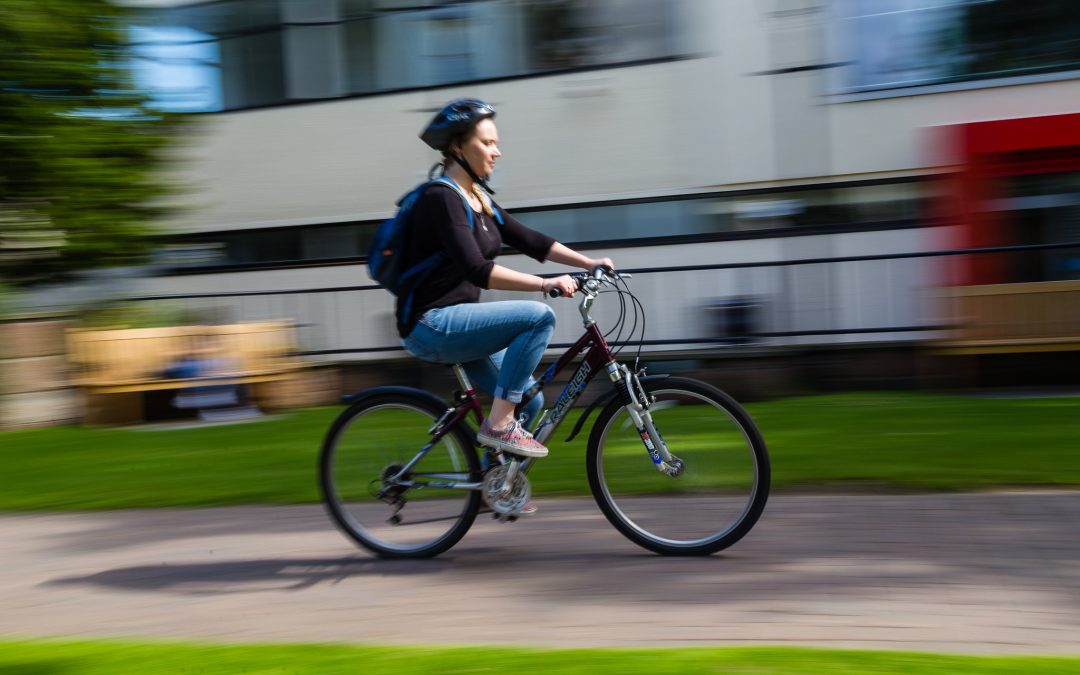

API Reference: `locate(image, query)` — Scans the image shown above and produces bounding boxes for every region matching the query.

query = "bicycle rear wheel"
[319,392,481,558]
[586,377,769,555]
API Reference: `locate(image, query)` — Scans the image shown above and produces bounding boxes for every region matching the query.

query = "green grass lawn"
[0,392,1078,511]
[1,639,1079,674]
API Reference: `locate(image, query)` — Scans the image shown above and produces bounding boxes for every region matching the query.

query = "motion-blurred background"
[3,0,1079,429]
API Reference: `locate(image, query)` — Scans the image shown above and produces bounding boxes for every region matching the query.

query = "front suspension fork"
[611,364,682,477]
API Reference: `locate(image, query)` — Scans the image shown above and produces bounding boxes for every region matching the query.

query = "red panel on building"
[940,112,1080,285]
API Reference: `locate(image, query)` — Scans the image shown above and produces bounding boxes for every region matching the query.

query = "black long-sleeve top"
[395,183,556,337]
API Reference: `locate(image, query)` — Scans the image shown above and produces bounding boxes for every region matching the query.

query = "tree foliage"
[0,0,184,286]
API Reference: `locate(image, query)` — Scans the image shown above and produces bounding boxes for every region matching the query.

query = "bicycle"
[319,267,770,558]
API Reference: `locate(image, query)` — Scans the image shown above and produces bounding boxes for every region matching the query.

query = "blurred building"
[115,0,1080,387]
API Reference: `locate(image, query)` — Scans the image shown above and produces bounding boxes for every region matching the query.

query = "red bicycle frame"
[422,322,618,454]
[528,322,619,445]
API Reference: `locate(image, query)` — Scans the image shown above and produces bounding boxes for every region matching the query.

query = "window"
[163,223,371,271]
[525,0,675,70]
[128,25,223,113]
[996,171,1080,282]
[663,181,923,238]
[129,0,285,111]
[157,180,925,273]
[126,0,686,112]
[827,0,1080,94]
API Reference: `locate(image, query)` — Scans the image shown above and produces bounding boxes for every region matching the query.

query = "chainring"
[481,463,531,515]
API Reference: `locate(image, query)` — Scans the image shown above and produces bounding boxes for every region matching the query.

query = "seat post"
[451,363,473,391]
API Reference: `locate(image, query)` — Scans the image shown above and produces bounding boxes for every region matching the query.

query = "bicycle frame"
[386,322,614,492]
[324,268,768,556]
[387,272,680,494]
[528,324,617,442]
[527,320,680,476]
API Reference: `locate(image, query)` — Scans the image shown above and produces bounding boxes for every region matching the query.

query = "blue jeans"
[402,300,556,426]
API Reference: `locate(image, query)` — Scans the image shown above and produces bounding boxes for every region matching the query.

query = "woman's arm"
[487,264,544,292]
[486,241,615,295]
[487,264,578,297]
[545,242,614,272]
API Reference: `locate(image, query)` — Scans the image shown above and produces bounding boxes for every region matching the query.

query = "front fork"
[608,363,683,477]
[489,362,683,488]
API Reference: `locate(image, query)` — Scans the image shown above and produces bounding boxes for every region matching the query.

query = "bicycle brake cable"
[602,288,627,348]
[614,273,646,370]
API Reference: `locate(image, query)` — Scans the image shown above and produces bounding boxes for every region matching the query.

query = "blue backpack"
[367,176,503,316]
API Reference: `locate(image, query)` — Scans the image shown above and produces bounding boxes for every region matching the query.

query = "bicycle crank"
[482,462,531,516]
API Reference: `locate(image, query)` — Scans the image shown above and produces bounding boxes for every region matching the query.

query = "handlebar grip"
[547,269,608,298]
[547,275,585,298]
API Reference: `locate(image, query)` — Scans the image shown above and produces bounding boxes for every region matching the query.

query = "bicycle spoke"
[587,378,769,555]
[320,395,481,558]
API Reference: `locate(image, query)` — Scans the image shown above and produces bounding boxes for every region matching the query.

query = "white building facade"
[122,0,1080,363]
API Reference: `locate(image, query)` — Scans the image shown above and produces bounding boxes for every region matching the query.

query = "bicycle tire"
[319,392,481,558]
[586,377,770,556]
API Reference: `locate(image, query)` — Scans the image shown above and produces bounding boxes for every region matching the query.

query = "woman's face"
[454,118,500,178]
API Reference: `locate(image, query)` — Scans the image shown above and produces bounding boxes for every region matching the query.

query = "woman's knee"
[528,301,556,329]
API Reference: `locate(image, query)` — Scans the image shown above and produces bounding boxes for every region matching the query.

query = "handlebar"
[546,265,614,298]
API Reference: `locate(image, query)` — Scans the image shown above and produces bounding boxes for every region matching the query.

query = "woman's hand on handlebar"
[588,257,615,273]
[542,274,579,298]
[541,257,615,297]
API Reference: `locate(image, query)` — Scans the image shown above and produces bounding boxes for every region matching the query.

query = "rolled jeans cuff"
[493,385,524,403]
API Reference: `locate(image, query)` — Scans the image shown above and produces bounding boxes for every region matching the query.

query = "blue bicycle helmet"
[420,98,496,152]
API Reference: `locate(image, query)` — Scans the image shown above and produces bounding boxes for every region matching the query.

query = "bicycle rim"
[320,396,480,558]
[587,379,769,555]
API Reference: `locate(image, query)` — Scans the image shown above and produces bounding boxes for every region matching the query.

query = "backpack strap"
[393,177,473,333]
[430,176,475,230]
[429,175,506,227]
[394,177,505,334]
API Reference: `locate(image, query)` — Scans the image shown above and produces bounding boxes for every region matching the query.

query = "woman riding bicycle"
[399,98,613,461]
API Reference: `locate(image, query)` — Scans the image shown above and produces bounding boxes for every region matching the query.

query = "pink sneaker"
[477,418,549,458]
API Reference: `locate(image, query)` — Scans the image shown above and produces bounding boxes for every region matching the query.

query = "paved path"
[2,492,1079,654]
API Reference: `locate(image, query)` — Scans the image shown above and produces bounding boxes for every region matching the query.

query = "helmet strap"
[449,152,496,195]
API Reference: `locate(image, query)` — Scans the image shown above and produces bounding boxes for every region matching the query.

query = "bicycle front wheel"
[319,393,481,558]
[586,377,770,556]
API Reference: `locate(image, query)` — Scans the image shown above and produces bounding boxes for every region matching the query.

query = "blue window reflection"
[129,25,222,113]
